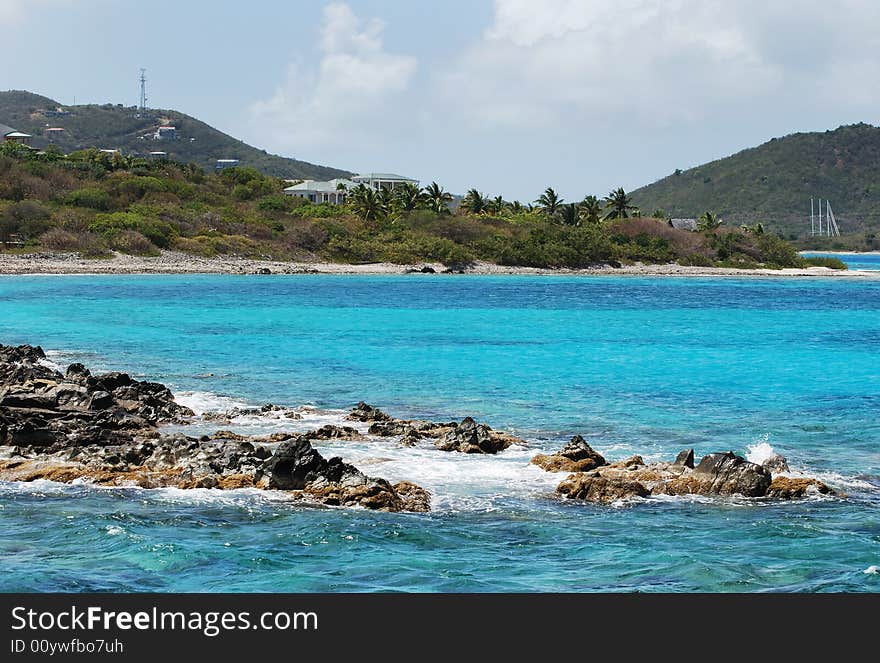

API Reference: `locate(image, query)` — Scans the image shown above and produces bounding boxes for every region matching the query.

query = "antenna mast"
[139,68,148,112]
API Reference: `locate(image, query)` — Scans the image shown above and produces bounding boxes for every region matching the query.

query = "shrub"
[108,230,159,256]
[67,187,111,210]
[677,254,714,267]
[802,256,847,270]
[38,228,109,257]
[88,212,178,248]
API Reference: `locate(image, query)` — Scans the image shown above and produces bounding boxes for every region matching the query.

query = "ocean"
[1,273,878,592]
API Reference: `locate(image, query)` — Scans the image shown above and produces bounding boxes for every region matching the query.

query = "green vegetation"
[632,123,880,246]
[0,142,829,270]
[0,90,349,180]
[802,256,847,270]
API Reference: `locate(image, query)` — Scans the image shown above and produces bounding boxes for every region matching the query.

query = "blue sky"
[3,1,879,201]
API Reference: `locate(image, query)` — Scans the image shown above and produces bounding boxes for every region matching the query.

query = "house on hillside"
[154,126,177,140]
[283,172,420,205]
[283,178,359,204]
[669,218,698,231]
[352,172,419,191]
[215,159,240,171]
[0,123,32,145]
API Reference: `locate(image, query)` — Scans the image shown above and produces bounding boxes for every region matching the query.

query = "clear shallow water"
[0,274,878,592]
[802,252,880,271]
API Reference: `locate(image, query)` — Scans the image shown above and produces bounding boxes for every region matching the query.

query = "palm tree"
[697,211,723,231]
[461,188,488,215]
[651,208,668,220]
[603,188,637,220]
[507,200,525,214]
[424,181,453,215]
[349,184,385,223]
[378,186,396,213]
[535,187,563,217]
[740,222,764,235]
[559,203,580,226]
[579,195,602,225]
[394,181,425,212]
[489,195,505,215]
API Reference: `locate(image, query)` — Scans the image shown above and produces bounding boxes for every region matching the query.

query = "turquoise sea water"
[803,252,880,271]
[0,274,878,592]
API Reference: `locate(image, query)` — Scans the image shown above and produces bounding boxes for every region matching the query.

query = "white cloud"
[442,0,880,130]
[250,2,417,153]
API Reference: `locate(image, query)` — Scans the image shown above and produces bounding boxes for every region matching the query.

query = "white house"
[351,172,419,191]
[283,172,419,205]
[283,178,359,204]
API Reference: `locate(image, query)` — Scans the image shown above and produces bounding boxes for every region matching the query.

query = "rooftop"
[353,173,418,182]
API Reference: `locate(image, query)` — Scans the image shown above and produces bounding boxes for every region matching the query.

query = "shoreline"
[0,250,878,278]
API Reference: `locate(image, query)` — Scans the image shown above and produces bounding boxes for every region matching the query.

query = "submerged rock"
[531,435,607,473]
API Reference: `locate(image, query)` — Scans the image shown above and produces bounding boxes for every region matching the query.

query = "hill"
[0,90,351,180]
[631,123,880,243]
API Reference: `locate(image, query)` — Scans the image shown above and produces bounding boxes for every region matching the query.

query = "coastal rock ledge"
[0,344,430,513]
[536,443,834,504]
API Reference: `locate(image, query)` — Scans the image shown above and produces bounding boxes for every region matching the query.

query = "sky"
[2,0,879,201]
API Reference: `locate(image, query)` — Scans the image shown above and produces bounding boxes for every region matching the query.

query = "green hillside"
[632,123,880,243]
[0,90,351,180]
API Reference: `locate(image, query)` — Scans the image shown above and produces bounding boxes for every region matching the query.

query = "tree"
[651,208,668,220]
[507,200,525,214]
[603,187,637,220]
[697,211,723,231]
[461,188,488,215]
[394,181,425,212]
[424,182,453,214]
[535,187,563,217]
[579,195,602,225]
[490,196,505,215]
[349,184,385,222]
[559,203,580,226]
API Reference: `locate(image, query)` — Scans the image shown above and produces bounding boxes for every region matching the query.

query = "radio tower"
[138,68,148,112]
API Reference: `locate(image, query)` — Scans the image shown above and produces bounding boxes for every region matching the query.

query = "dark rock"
[667,451,771,497]
[531,435,607,472]
[347,401,392,423]
[420,266,436,274]
[673,448,695,469]
[435,416,519,454]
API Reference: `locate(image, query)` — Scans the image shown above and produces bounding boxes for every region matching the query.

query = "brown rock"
[531,435,607,473]
[766,476,833,499]
[393,481,432,512]
[556,472,649,503]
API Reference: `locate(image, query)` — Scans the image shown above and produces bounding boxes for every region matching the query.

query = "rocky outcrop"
[556,449,828,504]
[434,417,525,454]
[1,344,192,449]
[263,435,428,512]
[0,345,429,513]
[531,435,606,473]
[346,402,392,423]
[557,472,650,503]
[665,452,771,497]
[760,453,790,474]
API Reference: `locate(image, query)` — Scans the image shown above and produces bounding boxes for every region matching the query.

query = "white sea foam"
[864,566,879,575]
[105,525,124,536]
[174,390,254,415]
[746,438,778,466]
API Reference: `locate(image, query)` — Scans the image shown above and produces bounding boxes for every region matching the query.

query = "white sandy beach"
[0,250,878,278]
